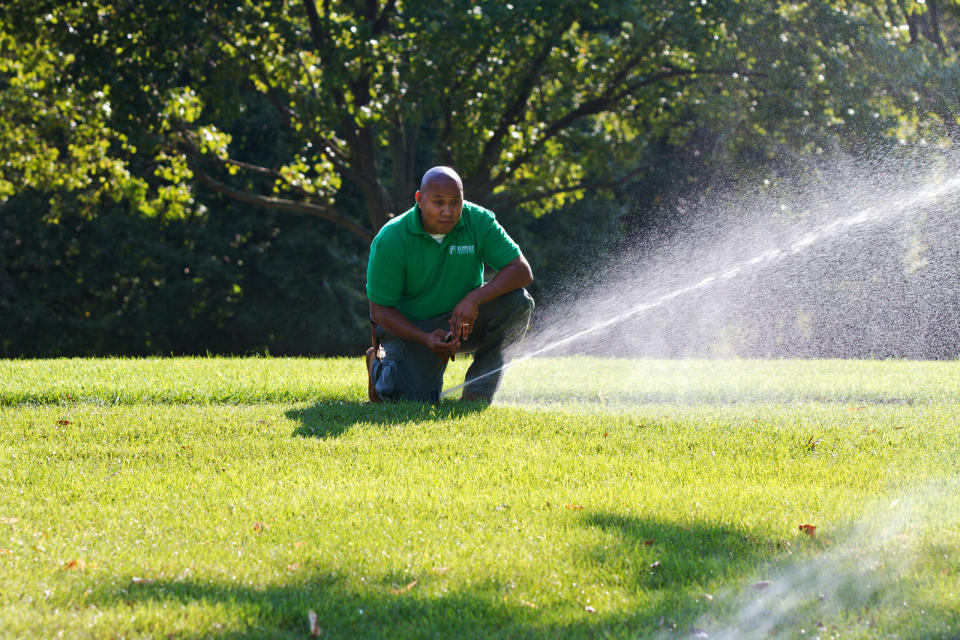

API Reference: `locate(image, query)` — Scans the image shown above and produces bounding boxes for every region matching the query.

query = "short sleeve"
[366,231,404,307]
[479,212,521,271]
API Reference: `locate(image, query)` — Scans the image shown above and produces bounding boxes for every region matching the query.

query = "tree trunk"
[924,0,946,51]
[352,127,390,234]
[389,112,419,216]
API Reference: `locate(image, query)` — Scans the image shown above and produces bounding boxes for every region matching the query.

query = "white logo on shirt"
[449,245,475,255]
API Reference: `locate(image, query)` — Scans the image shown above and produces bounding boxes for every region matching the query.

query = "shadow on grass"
[83,516,777,639]
[80,512,956,639]
[580,512,778,590]
[286,400,490,438]
[97,574,533,639]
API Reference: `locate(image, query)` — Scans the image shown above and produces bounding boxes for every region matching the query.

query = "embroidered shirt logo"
[449,244,475,255]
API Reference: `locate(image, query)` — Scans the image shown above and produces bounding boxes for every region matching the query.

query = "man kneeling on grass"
[365,166,534,403]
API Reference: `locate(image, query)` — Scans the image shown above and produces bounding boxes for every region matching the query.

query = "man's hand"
[424,328,460,361]
[448,255,533,341]
[449,291,480,341]
[371,302,459,362]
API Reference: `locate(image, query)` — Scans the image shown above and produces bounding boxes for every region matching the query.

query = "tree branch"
[196,169,373,241]
[475,17,577,173]
[445,40,496,99]
[291,50,361,176]
[489,162,655,210]
[302,0,389,231]
[302,0,326,53]
[476,66,742,198]
[302,0,360,173]
[179,135,372,240]
[371,0,397,34]
[302,0,351,116]
[209,39,369,205]
[220,157,326,201]
[209,30,300,124]
[924,0,946,52]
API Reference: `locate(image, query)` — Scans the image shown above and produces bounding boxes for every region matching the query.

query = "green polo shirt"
[366,201,522,321]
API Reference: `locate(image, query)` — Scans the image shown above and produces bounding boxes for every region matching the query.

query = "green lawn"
[1,357,958,639]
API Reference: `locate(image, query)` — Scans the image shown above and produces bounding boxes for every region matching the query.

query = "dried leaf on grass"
[64,559,86,571]
[388,580,418,595]
[799,523,817,537]
[308,609,320,636]
[56,420,71,426]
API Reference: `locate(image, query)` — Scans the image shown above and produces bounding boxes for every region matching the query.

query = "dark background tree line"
[2,0,959,357]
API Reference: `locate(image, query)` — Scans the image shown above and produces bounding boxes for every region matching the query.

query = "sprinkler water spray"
[441,165,960,399]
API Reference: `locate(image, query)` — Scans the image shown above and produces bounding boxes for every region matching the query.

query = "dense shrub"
[1,194,368,357]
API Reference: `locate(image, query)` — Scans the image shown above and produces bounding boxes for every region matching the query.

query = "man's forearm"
[371,255,532,345]
[370,302,432,347]
[469,255,534,305]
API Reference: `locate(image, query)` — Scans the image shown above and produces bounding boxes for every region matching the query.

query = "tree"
[6,1,959,242]
[5,1,960,358]
[1,0,810,242]
[0,22,147,219]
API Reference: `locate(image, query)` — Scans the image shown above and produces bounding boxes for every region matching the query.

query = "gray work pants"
[371,288,534,402]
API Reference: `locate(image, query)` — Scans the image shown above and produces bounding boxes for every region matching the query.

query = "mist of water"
[443,151,960,398]
[438,152,960,636]
[692,480,960,639]
[471,150,960,636]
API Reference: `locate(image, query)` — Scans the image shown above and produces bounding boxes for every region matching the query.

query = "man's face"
[416,178,463,234]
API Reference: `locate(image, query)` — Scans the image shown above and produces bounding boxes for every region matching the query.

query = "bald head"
[420,166,463,193]
[415,166,464,235]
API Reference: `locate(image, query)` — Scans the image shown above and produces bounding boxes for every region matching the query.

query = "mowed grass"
[1,357,959,639]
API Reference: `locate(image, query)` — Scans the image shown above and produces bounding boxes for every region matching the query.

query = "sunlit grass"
[1,357,958,638]
[495,356,960,405]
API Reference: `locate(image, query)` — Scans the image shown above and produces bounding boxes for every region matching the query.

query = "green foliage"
[5,1,958,238]
[0,194,366,357]
[0,30,146,219]
[3,2,960,356]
